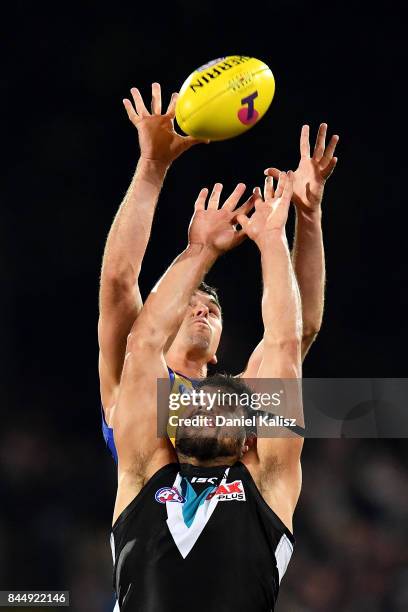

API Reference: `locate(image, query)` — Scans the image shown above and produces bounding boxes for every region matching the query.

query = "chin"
[189,333,211,351]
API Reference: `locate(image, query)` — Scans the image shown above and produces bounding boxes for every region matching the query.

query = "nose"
[193,302,209,318]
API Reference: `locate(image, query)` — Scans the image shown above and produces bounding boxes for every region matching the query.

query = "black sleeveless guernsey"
[111,461,294,612]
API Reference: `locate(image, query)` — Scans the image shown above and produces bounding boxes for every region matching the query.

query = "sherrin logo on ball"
[175,55,275,141]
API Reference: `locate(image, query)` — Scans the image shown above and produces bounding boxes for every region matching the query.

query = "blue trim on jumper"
[101,405,118,463]
[100,367,195,463]
[180,479,216,528]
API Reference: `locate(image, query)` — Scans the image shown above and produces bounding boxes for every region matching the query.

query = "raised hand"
[264,124,339,214]
[188,183,255,254]
[236,172,294,246]
[123,83,208,166]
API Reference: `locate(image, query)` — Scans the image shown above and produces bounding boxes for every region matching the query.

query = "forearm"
[292,208,325,340]
[101,158,168,285]
[260,231,302,347]
[134,243,218,346]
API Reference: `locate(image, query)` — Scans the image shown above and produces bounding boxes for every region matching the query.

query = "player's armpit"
[257,338,301,380]
[239,338,264,378]
[256,435,303,532]
[300,330,319,360]
[242,338,312,380]
[257,434,304,472]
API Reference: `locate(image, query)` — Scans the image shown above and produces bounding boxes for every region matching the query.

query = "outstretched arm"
[98,83,206,414]
[111,242,217,524]
[242,123,339,377]
[237,173,303,532]
[237,173,302,379]
[266,123,339,357]
[112,183,252,523]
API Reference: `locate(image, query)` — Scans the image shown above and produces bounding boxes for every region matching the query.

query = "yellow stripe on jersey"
[168,372,194,447]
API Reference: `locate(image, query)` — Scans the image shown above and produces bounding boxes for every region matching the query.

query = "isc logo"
[191,476,218,484]
[206,480,246,502]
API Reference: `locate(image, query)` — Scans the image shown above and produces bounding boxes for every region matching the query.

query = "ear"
[245,435,257,451]
[209,354,218,365]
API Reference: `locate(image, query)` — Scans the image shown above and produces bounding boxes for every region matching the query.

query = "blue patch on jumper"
[180,479,216,528]
[101,405,118,463]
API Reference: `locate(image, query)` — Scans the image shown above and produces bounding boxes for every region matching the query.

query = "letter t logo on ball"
[238,91,259,125]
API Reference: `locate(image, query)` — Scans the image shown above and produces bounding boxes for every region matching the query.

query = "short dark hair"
[195,373,256,437]
[197,281,221,312]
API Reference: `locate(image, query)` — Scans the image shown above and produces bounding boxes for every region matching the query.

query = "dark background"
[2,1,407,611]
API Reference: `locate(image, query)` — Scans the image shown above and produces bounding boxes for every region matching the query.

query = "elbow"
[264,337,303,375]
[263,334,302,353]
[101,263,137,293]
[302,325,321,345]
[125,326,165,355]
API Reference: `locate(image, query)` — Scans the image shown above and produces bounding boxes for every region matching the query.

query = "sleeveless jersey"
[111,461,294,612]
[101,367,195,462]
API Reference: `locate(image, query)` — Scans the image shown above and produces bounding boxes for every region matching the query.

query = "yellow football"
[175,56,275,141]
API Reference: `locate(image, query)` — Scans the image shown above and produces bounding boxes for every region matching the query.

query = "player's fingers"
[264,167,281,178]
[236,213,249,232]
[300,125,310,158]
[321,157,338,180]
[233,193,256,218]
[181,136,211,152]
[313,123,327,161]
[264,175,274,200]
[194,188,209,210]
[166,92,179,118]
[280,170,294,205]
[274,171,287,198]
[151,82,162,115]
[207,183,223,209]
[130,87,150,116]
[253,186,262,197]
[222,183,246,211]
[123,98,139,124]
[321,134,339,166]
[233,228,248,246]
[273,173,292,219]
[252,188,264,209]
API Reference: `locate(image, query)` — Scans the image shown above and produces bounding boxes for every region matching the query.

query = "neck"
[176,453,238,467]
[165,347,209,379]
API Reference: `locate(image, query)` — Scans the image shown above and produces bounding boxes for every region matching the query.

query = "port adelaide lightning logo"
[155,468,246,557]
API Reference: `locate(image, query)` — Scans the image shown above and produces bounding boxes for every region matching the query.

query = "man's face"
[175,385,247,462]
[172,290,222,361]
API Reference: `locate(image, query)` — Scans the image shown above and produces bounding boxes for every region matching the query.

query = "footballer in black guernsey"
[111,460,294,612]
[111,372,301,612]
[109,175,304,612]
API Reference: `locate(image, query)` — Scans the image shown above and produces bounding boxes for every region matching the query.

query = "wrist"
[186,242,220,265]
[296,205,322,224]
[255,228,287,251]
[295,209,323,239]
[137,156,170,178]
